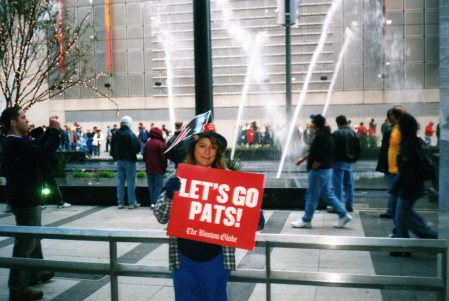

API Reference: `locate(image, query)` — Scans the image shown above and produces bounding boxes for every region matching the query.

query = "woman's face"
[194,137,218,168]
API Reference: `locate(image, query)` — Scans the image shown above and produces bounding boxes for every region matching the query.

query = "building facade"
[28,0,439,142]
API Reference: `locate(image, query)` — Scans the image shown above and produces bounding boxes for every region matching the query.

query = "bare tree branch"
[0,0,118,113]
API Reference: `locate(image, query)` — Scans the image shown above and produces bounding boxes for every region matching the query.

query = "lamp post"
[278,0,298,120]
[193,0,214,119]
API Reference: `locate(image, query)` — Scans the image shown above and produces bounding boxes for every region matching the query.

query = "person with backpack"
[389,113,437,256]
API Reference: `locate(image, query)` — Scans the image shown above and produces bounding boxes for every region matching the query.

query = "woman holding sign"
[154,123,235,301]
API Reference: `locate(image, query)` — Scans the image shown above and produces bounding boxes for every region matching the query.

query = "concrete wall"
[41,0,441,146]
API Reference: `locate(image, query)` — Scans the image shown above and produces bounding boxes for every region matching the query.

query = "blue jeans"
[333,161,354,208]
[116,160,137,205]
[386,174,398,216]
[395,196,438,239]
[303,168,347,222]
[146,173,164,205]
[173,252,229,301]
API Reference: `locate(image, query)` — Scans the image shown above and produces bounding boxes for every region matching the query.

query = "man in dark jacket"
[1,106,60,301]
[143,127,167,208]
[291,114,352,229]
[332,115,361,212]
[110,116,141,209]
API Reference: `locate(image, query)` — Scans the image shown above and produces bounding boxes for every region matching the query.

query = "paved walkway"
[0,192,439,301]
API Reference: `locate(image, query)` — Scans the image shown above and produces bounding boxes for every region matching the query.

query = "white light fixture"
[386,19,392,25]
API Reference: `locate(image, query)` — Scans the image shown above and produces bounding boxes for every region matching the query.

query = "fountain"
[213,0,269,160]
[276,0,343,178]
[322,26,355,117]
[150,6,177,132]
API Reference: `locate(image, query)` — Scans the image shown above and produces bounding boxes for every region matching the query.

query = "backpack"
[417,149,435,181]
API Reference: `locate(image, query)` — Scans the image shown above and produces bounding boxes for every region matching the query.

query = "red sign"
[167,164,265,250]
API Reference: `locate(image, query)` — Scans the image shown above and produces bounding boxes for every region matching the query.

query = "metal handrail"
[0,226,446,301]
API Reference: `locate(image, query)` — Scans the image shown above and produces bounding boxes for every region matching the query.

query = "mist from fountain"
[214,0,269,159]
[276,0,343,179]
[151,8,176,131]
[322,26,355,117]
[230,33,267,159]
[363,0,410,91]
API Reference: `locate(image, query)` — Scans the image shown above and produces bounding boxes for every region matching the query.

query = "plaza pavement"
[0,192,440,301]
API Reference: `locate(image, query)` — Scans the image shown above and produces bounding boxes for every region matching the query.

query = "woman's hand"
[165,177,181,199]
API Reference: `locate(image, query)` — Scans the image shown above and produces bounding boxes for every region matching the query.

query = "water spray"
[322,25,356,116]
[276,0,343,179]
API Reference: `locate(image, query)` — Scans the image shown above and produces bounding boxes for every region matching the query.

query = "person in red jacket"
[356,122,367,136]
[246,125,255,146]
[143,127,167,208]
[424,121,434,145]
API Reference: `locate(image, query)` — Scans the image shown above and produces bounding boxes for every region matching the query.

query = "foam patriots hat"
[164,111,227,162]
[188,122,227,151]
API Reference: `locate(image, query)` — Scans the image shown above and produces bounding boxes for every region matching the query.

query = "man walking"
[1,106,59,301]
[110,116,141,209]
[291,114,352,229]
[332,115,361,212]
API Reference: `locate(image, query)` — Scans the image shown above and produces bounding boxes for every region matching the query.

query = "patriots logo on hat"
[164,111,211,154]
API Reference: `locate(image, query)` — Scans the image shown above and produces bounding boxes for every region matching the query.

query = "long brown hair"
[183,136,225,169]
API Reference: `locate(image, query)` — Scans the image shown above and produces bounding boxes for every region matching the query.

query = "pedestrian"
[246,125,255,146]
[108,124,118,153]
[291,114,352,229]
[369,118,377,134]
[1,106,59,301]
[93,128,103,157]
[76,126,87,156]
[389,113,437,256]
[356,122,367,136]
[332,115,361,212]
[424,121,434,145]
[381,118,390,136]
[161,124,170,139]
[263,124,274,145]
[154,122,235,301]
[138,122,149,154]
[62,125,70,151]
[105,125,111,152]
[86,129,94,157]
[376,105,405,219]
[110,116,141,209]
[143,127,167,208]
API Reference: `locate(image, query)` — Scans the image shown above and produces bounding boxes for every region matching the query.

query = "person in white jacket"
[93,128,103,157]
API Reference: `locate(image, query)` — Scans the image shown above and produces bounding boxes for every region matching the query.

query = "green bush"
[71,171,93,178]
[226,156,243,171]
[136,171,146,179]
[93,170,115,179]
